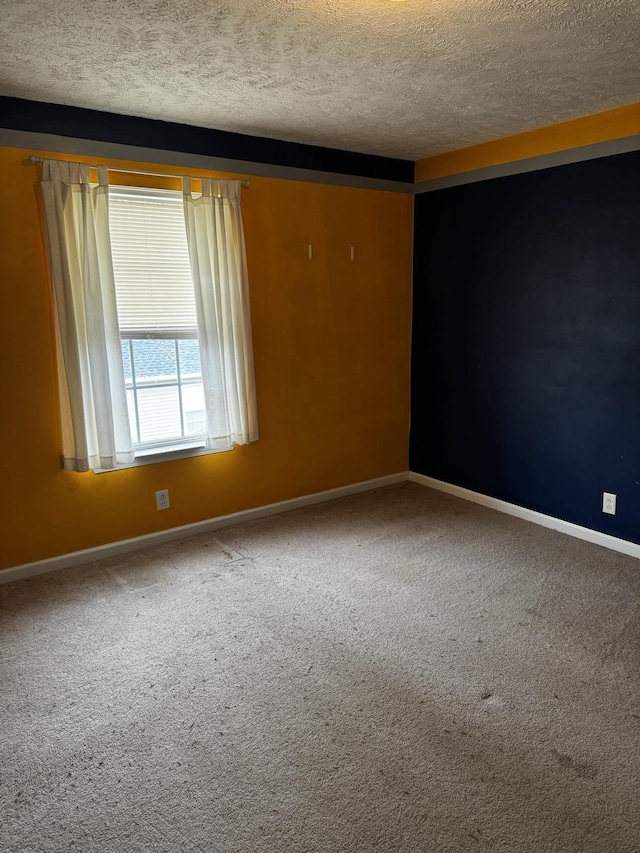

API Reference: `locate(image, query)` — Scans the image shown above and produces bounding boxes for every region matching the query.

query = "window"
[39,158,258,473]
[109,186,206,454]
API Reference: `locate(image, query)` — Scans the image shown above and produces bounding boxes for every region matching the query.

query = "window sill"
[135,438,207,458]
[94,440,234,472]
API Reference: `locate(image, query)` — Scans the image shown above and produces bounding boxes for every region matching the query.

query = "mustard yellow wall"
[0,146,413,571]
[416,102,640,183]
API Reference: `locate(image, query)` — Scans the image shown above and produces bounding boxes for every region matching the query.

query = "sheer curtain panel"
[182,177,258,448]
[40,160,133,471]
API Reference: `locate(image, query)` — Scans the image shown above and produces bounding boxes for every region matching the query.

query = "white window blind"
[109,186,197,334]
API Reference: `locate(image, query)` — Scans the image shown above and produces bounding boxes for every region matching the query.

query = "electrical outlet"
[602,492,616,515]
[156,489,170,511]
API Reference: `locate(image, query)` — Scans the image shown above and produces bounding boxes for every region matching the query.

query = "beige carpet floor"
[1,483,639,852]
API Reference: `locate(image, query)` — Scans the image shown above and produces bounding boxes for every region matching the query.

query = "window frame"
[121,331,207,454]
[100,182,231,470]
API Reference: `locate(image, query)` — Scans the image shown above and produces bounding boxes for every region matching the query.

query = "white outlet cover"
[602,492,616,515]
[156,489,170,511]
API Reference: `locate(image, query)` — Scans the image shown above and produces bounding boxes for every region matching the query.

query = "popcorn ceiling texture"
[1,0,639,159]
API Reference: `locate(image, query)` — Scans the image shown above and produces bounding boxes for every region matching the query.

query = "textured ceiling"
[1,0,638,160]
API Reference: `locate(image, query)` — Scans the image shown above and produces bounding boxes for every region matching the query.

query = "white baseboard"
[408,471,640,560]
[0,472,408,584]
[5,469,637,584]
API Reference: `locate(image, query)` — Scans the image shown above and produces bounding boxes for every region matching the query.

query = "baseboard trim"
[6,470,636,584]
[0,472,408,584]
[408,471,640,560]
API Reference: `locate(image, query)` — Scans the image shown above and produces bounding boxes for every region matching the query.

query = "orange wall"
[0,146,413,570]
[416,102,640,183]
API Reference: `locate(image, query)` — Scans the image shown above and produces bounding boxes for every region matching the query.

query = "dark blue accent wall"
[1,97,414,183]
[411,150,640,545]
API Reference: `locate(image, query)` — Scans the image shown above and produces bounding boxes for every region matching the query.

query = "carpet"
[1,483,639,852]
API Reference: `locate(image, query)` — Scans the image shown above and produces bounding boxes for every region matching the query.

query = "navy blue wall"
[411,150,640,545]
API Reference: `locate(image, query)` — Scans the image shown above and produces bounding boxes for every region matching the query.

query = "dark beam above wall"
[0,96,414,184]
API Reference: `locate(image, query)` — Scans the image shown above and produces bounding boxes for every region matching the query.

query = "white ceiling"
[1,0,638,161]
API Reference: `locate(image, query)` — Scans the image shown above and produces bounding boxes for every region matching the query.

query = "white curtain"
[40,160,133,472]
[182,177,258,448]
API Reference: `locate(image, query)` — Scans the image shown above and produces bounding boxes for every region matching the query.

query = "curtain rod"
[26,156,251,187]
